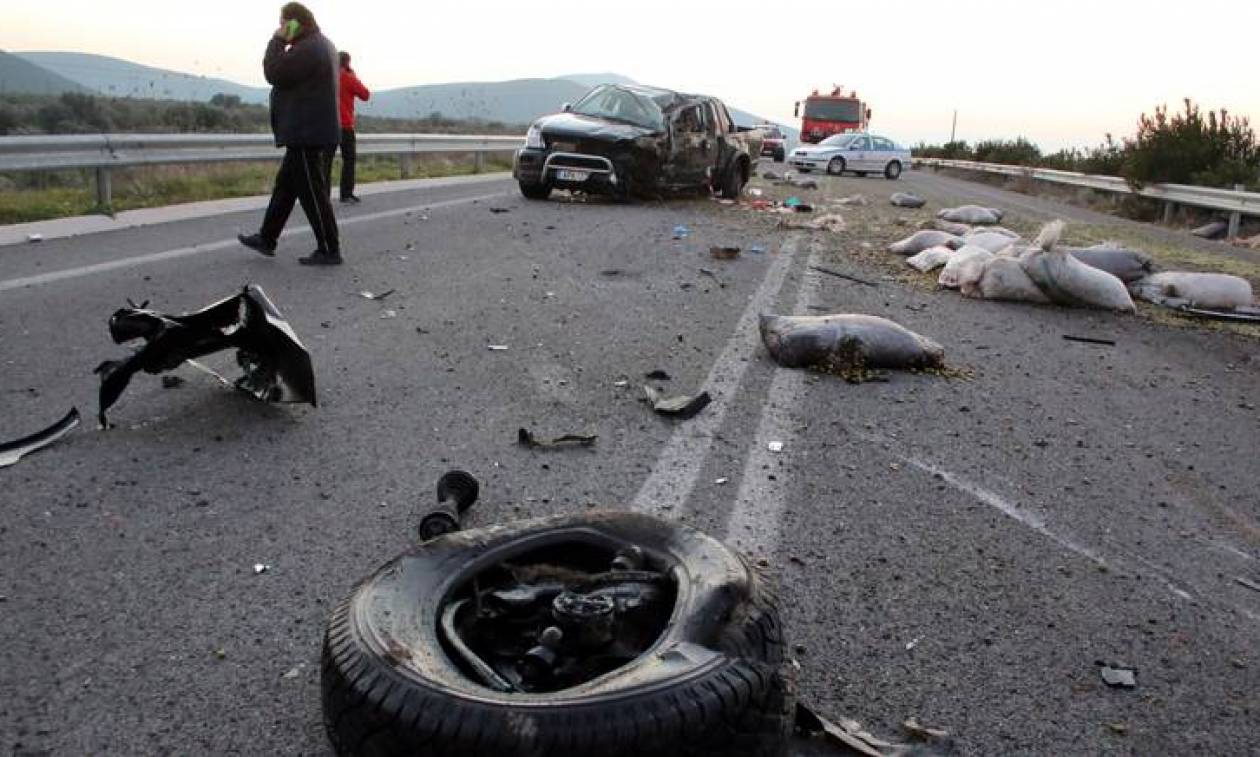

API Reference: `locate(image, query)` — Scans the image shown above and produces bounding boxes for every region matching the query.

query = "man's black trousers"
[260,146,340,255]
[338,128,358,199]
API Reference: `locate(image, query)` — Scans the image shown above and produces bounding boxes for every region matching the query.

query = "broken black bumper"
[514,148,622,194]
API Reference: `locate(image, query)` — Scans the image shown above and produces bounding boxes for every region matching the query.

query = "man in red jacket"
[335,51,370,203]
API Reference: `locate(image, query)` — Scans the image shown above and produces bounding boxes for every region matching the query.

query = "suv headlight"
[525,124,544,149]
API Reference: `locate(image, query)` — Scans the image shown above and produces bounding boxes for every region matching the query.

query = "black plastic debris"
[489,207,511,214]
[810,265,879,288]
[644,370,672,381]
[0,408,80,469]
[161,375,186,389]
[643,384,711,419]
[418,470,480,541]
[94,285,316,426]
[1062,335,1116,346]
[517,428,598,449]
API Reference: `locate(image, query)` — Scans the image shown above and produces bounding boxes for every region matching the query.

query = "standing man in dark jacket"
[238,2,343,266]
[335,52,370,204]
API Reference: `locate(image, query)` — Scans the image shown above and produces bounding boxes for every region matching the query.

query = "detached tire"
[519,181,552,200]
[321,512,794,757]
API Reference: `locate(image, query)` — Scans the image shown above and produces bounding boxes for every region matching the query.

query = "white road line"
[0,191,508,293]
[631,237,802,517]
[723,247,821,554]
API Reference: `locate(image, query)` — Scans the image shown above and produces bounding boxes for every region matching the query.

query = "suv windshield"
[571,86,665,131]
[804,99,861,122]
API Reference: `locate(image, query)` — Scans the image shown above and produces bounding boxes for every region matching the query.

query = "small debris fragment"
[1235,576,1260,593]
[0,408,81,469]
[253,563,271,575]
[809,265,879,288]
[358,289,396,302]
[282,664,304,680]
[379,309,398,320]
[489,207,511,214]
[488,345,510,351]
[767,441,785,453]
[213,648,227,660]
[672,225,690,240]
[714,477,729,485]
[749,244,766,254]
[644,370,672,381]
[643,385,711,419]
[28,233,45,243]
[517,428,597,449]
[161,376,185,389]
[1099,664,1137,688]
[1106,723,1129,736]
[710,246,741,260]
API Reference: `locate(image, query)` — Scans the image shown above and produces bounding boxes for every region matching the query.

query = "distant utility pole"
[950,110,957,143]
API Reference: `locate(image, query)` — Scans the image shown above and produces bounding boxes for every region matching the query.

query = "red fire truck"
[794,86,871,144]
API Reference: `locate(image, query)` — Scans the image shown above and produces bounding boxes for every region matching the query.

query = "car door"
[669,104,711,187]
[846,134,872,172]
[870,136,896,173]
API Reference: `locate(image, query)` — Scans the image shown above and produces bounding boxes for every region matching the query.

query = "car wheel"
[720,158,748,199]
[826,157,846,176]
[519,180,552,200]
[774,148,785,163]
[885,161,903,180]
[321,511,795,757]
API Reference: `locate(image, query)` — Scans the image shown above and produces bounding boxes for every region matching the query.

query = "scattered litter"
[763,170,782,180]
[380,310,398,320]
[750,244,766,255]
[810,265,878,288]
[791,177,819,190]
[614,380,629,388]
[161,375,186,389]
[795,704,955,757]
[1099,664,1137,688]
[1191,220,1228,240]
[793,203,814,213]
[747,187,763,197]
[418,470,479,541]
[889,230,963,256]
[27,233,44,243]
[760,314,945,377]
[672,225,690,240]
[767,441,785,453]
[599,269,623,277]
[0,408,80,469]
[94,286,316,427]
[253,563,271,575]
[517,428,598,449]
[282,664,305,680]
[716,198,736,206]
[643,384,711,419]
[710,246,741,260]
[1063,334,1116,346]
[1236,576,1260,593]
[938,205,1004,225]
[890,192,926,209]
[785,197,802,208]
[358,289,396,302]
[645,370,671,381]
[832,194,870,207]
[488,345,510,351]
[905,636,923,651]
[789,213,845,232]
[489,207,511,214]
[1130,272,1254,310]
[714,477,729,485]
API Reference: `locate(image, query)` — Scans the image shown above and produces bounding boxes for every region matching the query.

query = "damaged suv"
[514,84,762,201]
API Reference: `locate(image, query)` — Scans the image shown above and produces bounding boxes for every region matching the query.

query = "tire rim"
[828,157,844,176]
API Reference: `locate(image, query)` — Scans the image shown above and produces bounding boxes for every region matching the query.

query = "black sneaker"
[340,195,362,204]
[238,233,276,257]
[298,251,344,266]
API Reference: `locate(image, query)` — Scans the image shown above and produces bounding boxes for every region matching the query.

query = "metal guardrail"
[915,157,1260,237]
[0,133,525,206]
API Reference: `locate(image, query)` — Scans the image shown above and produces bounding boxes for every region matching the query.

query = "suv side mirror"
[562,103,572,113]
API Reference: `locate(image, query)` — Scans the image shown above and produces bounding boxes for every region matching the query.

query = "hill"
[0,50,90,96]
[16,51,268,103]
[361,78,590,125]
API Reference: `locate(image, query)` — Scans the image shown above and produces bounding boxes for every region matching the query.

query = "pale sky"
[4,0,1258,151]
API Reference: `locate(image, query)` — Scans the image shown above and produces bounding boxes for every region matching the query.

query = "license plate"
[555,169,590,182]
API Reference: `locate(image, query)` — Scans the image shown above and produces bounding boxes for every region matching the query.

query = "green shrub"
[973,137,1041,165]
[1121,99,1260,189]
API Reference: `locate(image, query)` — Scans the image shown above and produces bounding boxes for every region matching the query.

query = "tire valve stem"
[519,626,564,685]
[418,470,480,541]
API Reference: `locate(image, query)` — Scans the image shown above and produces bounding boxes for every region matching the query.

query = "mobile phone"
[284,19,302,41]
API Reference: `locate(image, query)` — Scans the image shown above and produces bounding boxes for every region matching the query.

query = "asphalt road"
[2,168,1258,755]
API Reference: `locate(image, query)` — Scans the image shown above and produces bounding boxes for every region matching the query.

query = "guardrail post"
[474,151,485,174]
[400,154,413,179]
[1163,201,1175,225]
[1228,184,1243,238]
[95,167,113,209]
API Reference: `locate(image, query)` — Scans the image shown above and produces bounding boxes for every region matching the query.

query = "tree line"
[913,100,1259,190]
[0,92,524,137]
